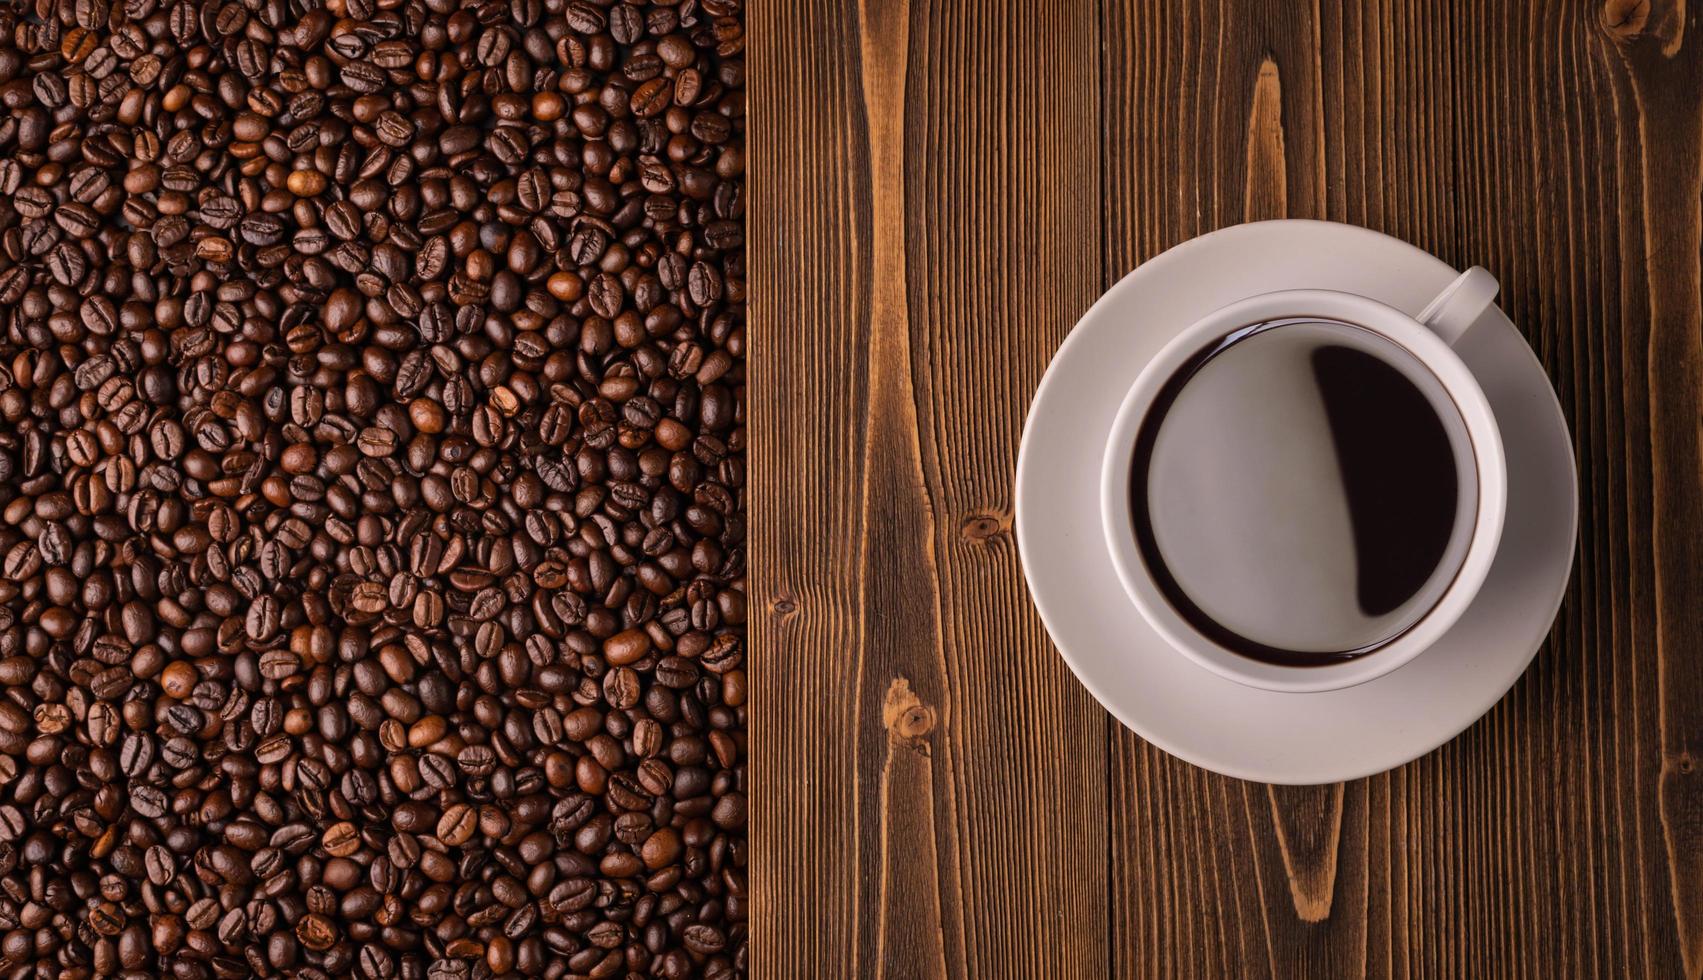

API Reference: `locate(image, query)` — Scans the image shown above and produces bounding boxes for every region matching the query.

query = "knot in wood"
[1602,0,1651,38]
[959,509,1010,543]
[882,677,937,745]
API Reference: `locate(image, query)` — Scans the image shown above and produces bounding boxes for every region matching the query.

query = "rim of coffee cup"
[1099,289,1507,694]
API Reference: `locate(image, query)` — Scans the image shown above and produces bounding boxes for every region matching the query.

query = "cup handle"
[1416,266,1499,346]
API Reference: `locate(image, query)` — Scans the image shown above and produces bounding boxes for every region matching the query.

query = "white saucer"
[1015,220,1577,784]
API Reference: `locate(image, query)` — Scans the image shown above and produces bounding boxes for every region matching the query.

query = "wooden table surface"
[748,0,1703,975]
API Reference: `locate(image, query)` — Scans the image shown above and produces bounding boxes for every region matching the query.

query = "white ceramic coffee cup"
[1099,268,1506,693]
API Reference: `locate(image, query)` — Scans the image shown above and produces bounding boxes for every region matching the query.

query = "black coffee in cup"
[1129,317,1477,666]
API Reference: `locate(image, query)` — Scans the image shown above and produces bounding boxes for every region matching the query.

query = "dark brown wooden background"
[748,0,1703,975]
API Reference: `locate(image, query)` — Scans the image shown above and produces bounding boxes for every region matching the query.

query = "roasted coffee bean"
[0,805,23,842]
[437,804,478,847]
[296,913,338,951]
[0,0,745,973]
[322,822,361,857]
[145,845,176,885]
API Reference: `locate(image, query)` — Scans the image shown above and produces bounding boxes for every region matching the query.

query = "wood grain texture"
[755,0,1703,975]
[749,0,1109,975]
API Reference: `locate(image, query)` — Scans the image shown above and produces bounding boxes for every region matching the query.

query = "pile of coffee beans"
[0,0,745,975]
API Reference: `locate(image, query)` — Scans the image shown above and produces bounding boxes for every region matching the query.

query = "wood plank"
[749,0,1109,974]
[1104,0,1425,973]
[1444,2,1702,975]
[1103,0,1703,975]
